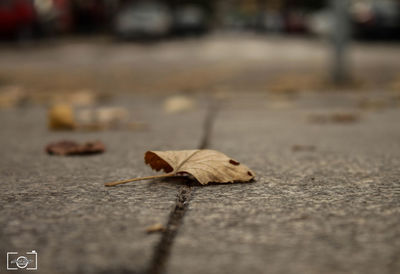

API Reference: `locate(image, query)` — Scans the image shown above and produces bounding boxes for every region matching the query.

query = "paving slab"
[0,94,207,274]
[168,92,400,274]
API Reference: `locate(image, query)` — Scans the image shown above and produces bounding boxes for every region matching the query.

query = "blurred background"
[2,3,400,274]
[1,0,400,100]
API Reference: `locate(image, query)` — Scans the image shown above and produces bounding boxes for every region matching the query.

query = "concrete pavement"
[0,91,399,274]
[168,92,400,274]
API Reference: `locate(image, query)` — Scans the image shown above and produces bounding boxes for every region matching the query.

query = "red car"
[0,0,36,39]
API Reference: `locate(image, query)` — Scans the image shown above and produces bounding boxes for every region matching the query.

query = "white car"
[115,1,172,39]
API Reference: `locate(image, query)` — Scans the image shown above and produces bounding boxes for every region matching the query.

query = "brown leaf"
[146,223,166,234]
[292,145,316,152]
[308,113,360,124]
[105,150,255,187]
[46,140,105,156]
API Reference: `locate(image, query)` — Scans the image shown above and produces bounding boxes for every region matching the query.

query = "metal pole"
[331,0,351,85]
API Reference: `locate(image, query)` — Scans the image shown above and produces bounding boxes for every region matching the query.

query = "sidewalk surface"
[1,91,399,274]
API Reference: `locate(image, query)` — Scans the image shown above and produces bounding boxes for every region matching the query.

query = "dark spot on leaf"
[229,159,240,166]
[247,171,253,176]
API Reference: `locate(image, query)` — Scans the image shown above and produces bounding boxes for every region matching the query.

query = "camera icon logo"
[7,251,37,270]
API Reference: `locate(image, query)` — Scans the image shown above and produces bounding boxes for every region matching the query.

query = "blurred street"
[1,34,400,94]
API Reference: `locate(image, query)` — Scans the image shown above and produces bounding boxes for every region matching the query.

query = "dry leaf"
[268,73,323,94]
[105,150,255,187]
[48,104,76,130]
[0,86,27,108]
[146,223,166,234]
[164,95,195,113]
[46,140,105,156]
[308,113,360,124]
[357,98,387,111]
[292,145,316,152]
[76,107,129,127]
[49,105,145,131]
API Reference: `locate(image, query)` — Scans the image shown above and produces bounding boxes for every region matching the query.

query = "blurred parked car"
[307,9,333,37]
[0,0,36,40]
[308,0,400,39]
[34,0,73,35]
[72,0,107,33]
[256,10,284,33]
[351,0,400,39]
[172,5,209,35]
[284,10,309,33]
[114,1,172,39]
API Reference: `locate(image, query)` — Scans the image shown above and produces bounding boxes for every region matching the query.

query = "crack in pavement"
[146,100,219,274]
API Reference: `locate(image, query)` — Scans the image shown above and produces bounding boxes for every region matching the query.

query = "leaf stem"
[105,173,175,187]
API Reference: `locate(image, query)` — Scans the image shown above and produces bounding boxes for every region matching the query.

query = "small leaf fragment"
[48,104,76,130]
[164,95,195,113]
[146,223,166,234]
[308,113,360,124]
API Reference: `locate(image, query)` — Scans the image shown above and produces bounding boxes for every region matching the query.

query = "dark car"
[0,0,36,39]
[351,0,400,39]
[172,4,209,35]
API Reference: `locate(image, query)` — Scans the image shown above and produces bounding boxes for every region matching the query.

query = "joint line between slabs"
[146,101,219,274]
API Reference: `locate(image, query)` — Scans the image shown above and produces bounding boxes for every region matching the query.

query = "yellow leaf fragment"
[146,223,166,234]
[48,104,76,130]
[164,95,195,113]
